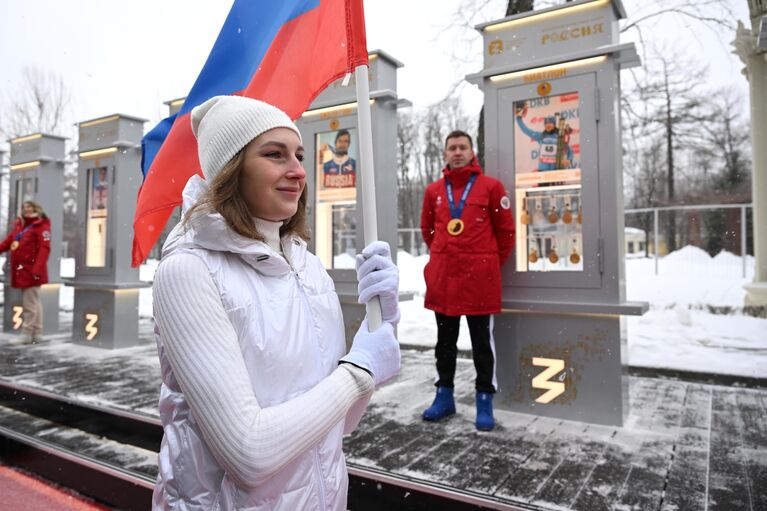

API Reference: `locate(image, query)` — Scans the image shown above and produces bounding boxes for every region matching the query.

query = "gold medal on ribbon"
[10,241,19,251]
[447,218,464,236]
[444,173,475,237]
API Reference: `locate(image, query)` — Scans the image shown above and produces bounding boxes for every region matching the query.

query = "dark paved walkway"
[0,321,764,510]
[346,350,767,511]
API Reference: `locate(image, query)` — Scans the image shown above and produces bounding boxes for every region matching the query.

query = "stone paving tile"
[659,384,711,511]
[0,405,157,479]
[569,438,634,511]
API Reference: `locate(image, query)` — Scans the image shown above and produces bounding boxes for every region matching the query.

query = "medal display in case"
[517,188,583,272]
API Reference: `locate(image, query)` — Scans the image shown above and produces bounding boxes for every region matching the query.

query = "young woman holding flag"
[151,96,400,510]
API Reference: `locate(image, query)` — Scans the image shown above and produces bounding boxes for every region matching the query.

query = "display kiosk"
[467,0,646,425]
[297,50,407,344]
[69,114,148,349]
[5,134,65,335]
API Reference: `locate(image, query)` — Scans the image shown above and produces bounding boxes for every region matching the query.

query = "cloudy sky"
[0,0,752,144]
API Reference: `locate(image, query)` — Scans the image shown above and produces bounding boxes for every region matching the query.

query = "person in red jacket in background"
[420,130,515,431]
[0,201,51,344]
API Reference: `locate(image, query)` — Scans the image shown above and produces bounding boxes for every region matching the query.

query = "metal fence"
[398,228,428,256]
[397,204,754,278]
[624,204,753,278]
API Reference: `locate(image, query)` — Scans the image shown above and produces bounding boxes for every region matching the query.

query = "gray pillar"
[466,1,647,426]
[4,134,65,336]
[69,114,149,349]
[737,8,767,305]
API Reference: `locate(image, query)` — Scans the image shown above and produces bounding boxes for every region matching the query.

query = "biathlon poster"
[513,92,581,188]
[89,166,109,212]
[316,127,358,196]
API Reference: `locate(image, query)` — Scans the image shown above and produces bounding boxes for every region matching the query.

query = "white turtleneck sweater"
[252,217,284,253]
[152,217,374,488]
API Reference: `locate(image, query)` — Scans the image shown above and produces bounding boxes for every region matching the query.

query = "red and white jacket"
[421,158,515,316]
[0,216,51,289]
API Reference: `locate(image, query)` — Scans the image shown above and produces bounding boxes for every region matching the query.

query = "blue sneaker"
[475,392,495,431]
[422,386,456,422]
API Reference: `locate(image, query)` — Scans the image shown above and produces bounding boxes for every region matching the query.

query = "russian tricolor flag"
[132,0,368,265]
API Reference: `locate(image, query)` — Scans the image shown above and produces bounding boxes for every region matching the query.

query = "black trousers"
[433,312,496,393]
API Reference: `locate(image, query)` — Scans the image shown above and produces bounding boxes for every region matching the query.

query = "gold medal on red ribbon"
[10,241,19,251]
[447,218,464,236]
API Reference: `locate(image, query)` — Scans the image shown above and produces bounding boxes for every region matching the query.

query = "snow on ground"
[8,246,767,378]
[627,310,767,378]
[625,245,754,308]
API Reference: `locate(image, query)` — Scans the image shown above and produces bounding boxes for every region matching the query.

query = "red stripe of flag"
[131,0,368,266]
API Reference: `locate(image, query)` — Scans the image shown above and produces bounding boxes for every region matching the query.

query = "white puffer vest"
[153,176,350,510]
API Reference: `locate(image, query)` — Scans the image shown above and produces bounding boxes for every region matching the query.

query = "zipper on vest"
[281,239,301,282]
[313,446,328,511]
[286,261,327,368]
[284,244,329,510]
[282,246,313,328]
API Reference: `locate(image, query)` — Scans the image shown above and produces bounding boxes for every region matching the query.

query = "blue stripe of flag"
[141,0,320,176]
[141,113,176,178]
[179,0,320,116]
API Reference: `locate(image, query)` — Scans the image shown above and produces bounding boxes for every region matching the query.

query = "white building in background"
[625,227,646,256]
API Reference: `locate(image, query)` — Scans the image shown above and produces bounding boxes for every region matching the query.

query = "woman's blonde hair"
[22,201,47,219]
[183,149,309,242]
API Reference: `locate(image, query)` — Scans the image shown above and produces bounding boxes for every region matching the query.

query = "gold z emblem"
[12,306,23,330]
[531,357,566,404]
[85,313,99,341]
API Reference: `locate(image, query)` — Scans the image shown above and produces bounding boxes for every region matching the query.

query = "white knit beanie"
[190,95,302,182]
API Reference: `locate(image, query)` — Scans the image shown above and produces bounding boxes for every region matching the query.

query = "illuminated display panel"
[315,128,358,269]
[514,91,583,273]
[532,357,566,404]
[86,166,109,267]
[15,177,35,215]
[12,305,23,330]
[85,313,99,340]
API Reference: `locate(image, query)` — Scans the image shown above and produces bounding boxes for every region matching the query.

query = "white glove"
[356,241,400,324]
[340,320,400,387]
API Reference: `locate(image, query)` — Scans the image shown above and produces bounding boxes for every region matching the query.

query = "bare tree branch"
[1,66,72,139]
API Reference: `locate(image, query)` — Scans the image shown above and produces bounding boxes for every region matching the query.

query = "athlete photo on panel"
[515,101,574,172]
[91,167,109,210]
[320,128,357,189]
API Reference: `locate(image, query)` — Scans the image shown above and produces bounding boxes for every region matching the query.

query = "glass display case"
[85,166,109,268]
[314,127,358,269]
[512,91,583,273]
[518,187,583,272]
[467,0,645,426]
[14,175,35,216]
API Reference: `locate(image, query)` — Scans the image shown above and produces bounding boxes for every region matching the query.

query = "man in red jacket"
[0,201,52,344]
[420,130,515,431]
